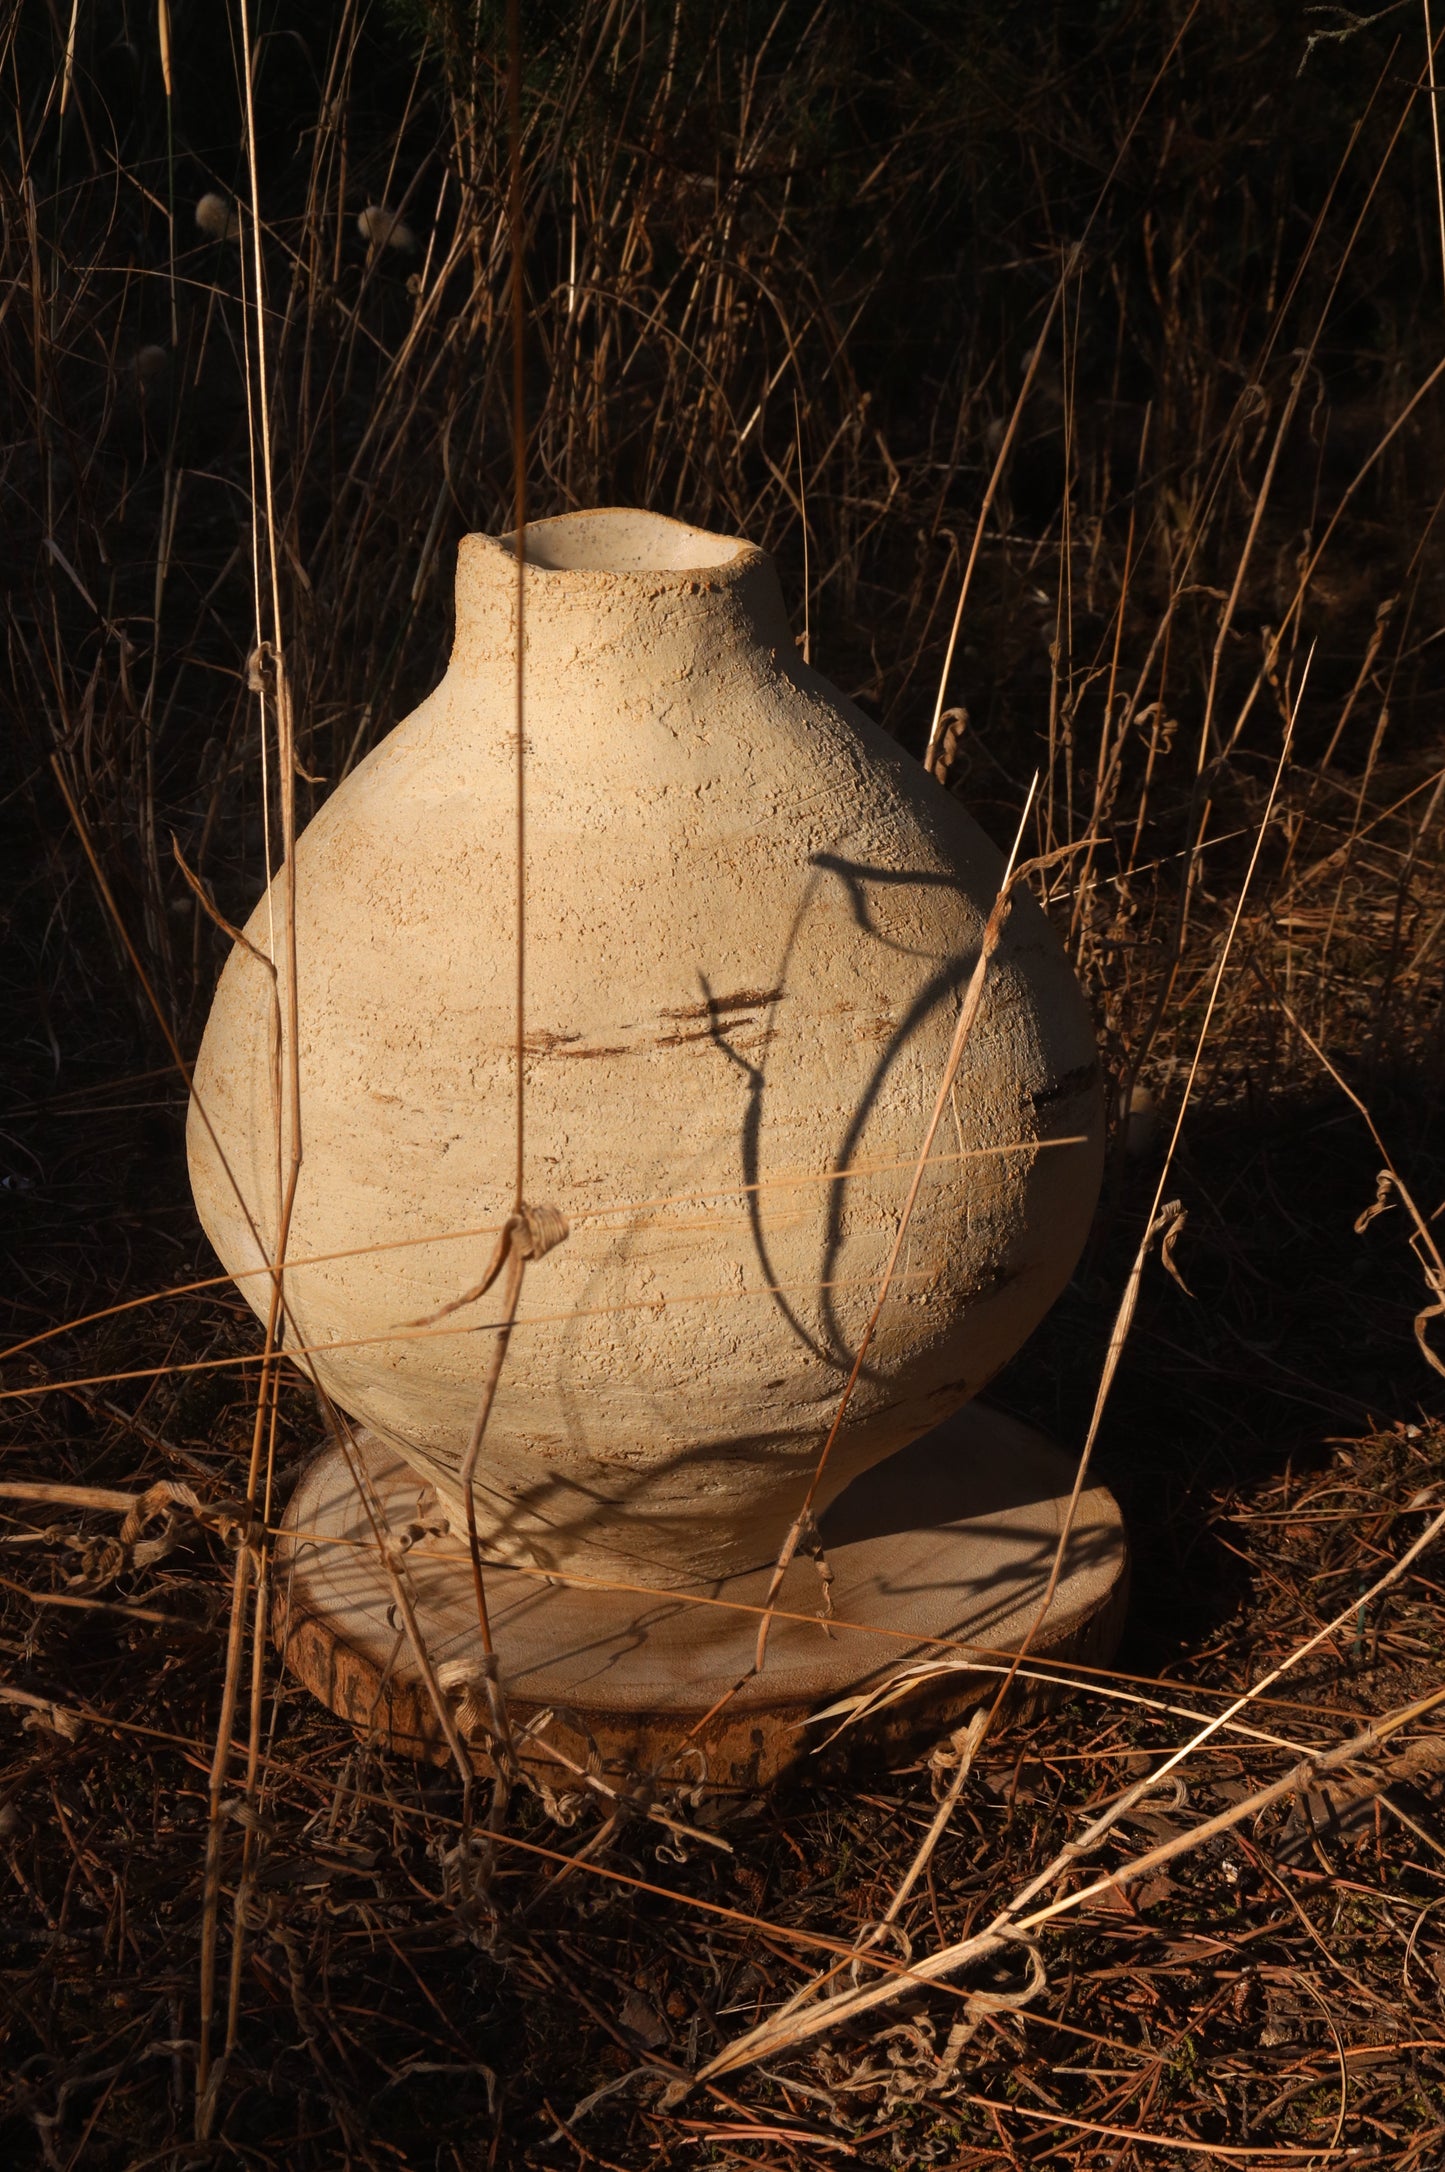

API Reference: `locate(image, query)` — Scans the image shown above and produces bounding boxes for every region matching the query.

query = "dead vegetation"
[3,0,1445,2164]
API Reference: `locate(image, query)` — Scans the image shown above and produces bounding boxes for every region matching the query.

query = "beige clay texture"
[189,510,1104,1587]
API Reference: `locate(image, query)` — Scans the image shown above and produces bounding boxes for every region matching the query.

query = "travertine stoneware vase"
[189,509,1104,1591]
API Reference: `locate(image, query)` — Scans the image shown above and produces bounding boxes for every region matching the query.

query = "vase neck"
[450,509,794,678]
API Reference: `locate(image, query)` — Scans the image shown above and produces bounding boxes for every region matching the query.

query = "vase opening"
[505,508,747,576]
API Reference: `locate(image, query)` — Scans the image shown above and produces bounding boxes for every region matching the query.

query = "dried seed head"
[1125,1082,1161,1162]
[357,203,416,253]
[195,191,240,242]
[131,344,171,396]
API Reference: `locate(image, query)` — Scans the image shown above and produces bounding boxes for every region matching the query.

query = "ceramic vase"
[189,509,1104,1592]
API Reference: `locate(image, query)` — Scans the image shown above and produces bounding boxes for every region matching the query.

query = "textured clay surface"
[190,510,1104,1585]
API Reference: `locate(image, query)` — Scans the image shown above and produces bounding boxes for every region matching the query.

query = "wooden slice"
[273,1405,1127,1792]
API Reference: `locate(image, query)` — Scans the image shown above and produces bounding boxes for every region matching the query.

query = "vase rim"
[470,507,760,581]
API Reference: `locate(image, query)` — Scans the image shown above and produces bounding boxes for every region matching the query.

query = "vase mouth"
[485,507,754,578]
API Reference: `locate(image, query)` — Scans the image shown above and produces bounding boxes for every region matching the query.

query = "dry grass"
[3,1,1445,2164]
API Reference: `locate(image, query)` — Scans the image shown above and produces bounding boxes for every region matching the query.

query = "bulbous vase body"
[189,510,1103,1587]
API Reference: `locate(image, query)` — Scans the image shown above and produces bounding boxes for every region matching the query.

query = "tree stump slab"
[273,1404,1127,1791]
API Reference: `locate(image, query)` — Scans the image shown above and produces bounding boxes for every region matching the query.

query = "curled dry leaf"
[1158,1198,1193,1295]
[21,1702,84,1743]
